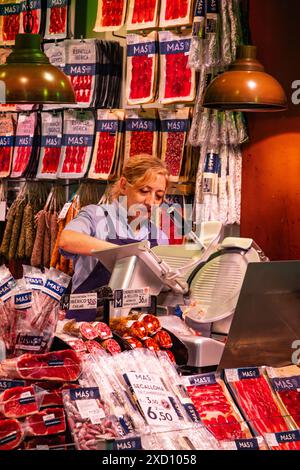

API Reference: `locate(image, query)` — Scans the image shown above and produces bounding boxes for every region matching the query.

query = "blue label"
[0,433,17,446]
[47,0,68,7]
[188,373,217,386]
[126,119,158,132]
[25,276,43,287]
[17,335,43,348]
[41,136,62,147]
[127,42,157,57]
[70,387,100,401]
[275,430,300,444]
[0,3,20,15]
[44,417,61,427]
[113,437,142,451]
[15,136,33,147]
[204,153,221,175]
[194,0,206,17]
[63,134,94,147]
[21,0,41,11]
[169,396,183,419]
[19,395,36,405]
[161,119,189,133]
[0,136,14,147]
[207,0,218,14]
[118,415,135,435]
[0,380,25,391]
[271,376,300,392]
[96,120,118,134]
[160,39,191,55]
[15,292,32,306]
[0,277,16,299]
[235,439,260,451]
[65,64,96,76]
[237,368,261,380]
[44,279,67,298]
[183,403,201,422]
[48,360,64,367]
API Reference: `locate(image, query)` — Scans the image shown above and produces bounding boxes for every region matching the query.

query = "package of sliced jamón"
[124,109,159,162]
[127,0,159,31]
[0,0,21,45]
[37,112,63,180]
[159,0,194,28]
[93,0,127,32]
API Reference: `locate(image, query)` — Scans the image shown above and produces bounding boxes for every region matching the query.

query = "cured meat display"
[45,0,69,40]
[88,109,123,180]
[0,0,21,44]
[37,112,63,179]
[0,384,38,419]
[159,0,193,27]
[65,39,98,107]
[0,418,23,450]
[225,368,291,436]
[264,430,300,451]
[20,0,41,34]
[266,366,300,429]
[159,30,196,104]
[0,350,82,382]
[58,110,95,179]
[10,113,37,178]
[159,108,190,182]
[184,373,252,441]
[127,0,159,30]
[93,0,126,32]
[124,109,158,161]
[0,113,15,178]
[25,408,66,436]
[126,32,158,105]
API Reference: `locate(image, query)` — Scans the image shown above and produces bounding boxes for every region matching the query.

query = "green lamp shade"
[0,34,76,105]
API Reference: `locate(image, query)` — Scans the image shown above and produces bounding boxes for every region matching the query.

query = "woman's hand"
[59,230,117,257]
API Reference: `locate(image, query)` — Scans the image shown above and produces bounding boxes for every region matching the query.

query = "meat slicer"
[92,224,266,369]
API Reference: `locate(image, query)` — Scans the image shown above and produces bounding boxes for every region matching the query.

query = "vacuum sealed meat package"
[37,112,62,179]
[44,0,69,40]
[65,39,97,107]
[159,0,193,28]
[20,0,41,34]
[88,109,123,180]
[0,113,15,178]
[94,0,126,32]
[264,430,300,451]
[124,109,158,161]
[159,30,196,104]
[11,112,37,178]
[127,0,159,31]
[0,0,21,45]
[126,32,158,105]
[159,108,189,182]
[58,110,95,179]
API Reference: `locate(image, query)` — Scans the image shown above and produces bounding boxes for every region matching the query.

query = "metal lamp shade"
[203,45,287,112]
[0,34,75,105]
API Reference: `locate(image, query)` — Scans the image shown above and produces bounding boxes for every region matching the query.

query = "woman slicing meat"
[59,155,170,321]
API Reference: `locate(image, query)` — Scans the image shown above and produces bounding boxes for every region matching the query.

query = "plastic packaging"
[220,436,268,451]
[126,32,158,105]
[0,266,17,352]
[0,112,15,178]
[188,0,207,70]
[124,109,158,161]
[159,0,193,28]
[44,0,69,40]
[11,112,37,178]
[0,0,21,45]
[37,112,63,180]
[93,0,126,32]
[264,430,300,451]
[127,0,159,31]
[20,0,41,35]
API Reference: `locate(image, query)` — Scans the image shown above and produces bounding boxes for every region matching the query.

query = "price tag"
[76,400,105,424]
[0,201,6,221]
[225,369,239,382]
[58,202,72,220]
[114,287,150,309]
[125,372,180,428]
[69,293,97,310]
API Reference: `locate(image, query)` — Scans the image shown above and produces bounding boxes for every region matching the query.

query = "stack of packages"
[0,349,81,450]
[0,113,15,178]
[188,0,246,226]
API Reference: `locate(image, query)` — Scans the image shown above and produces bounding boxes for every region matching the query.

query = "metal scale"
[92,222,264,369]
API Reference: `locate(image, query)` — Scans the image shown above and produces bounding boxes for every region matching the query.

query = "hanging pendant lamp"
[203,45,287,112]
[0,1,75,105]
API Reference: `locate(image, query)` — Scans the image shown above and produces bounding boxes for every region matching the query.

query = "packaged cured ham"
[126,32,158,105]
[183,372,252,441]
[159,0,193,28]
[37,112,63,180]
[0,0,21,45]
[220,436,267,451]
[58,110,95,179]
[93,0,126,32]
[88,109,123,180]
[124,109,159,161]
[225,367,292,436]
[159,30,196,104]
[11,112,37,178]
[0,266,17,352]
[159,108,190,182]
[264,429,300,451]
[44,0,69,40]
[0,113,14,178]
[266,365,300,429]
[20,0,41,35]
[65,39,98,108]
[127,0,159,31]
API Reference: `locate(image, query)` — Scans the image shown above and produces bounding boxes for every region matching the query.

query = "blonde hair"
[110,155,169,201]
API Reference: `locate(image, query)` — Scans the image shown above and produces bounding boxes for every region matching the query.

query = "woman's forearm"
[59,230,117,256]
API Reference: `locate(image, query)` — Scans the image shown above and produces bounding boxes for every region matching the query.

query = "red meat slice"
[132,0,156,24]
[49,7,67,34]
[277,390,300,428]
[102,0,124,26]
[129,56,153,100]
[165,132,185,177]
[94,133,116,175]
[165,54,192,99]
[37,383,78,409]
[0,385,38,419]
[101,339,121,355]
[0,350,81,382]
[2,14,20,42]
[25,408,66,437]
[165,0,189,20]
[129,131,154,157]
[0,419,24,451]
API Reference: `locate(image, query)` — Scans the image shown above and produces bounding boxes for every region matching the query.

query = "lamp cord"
[24,0,34,34]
